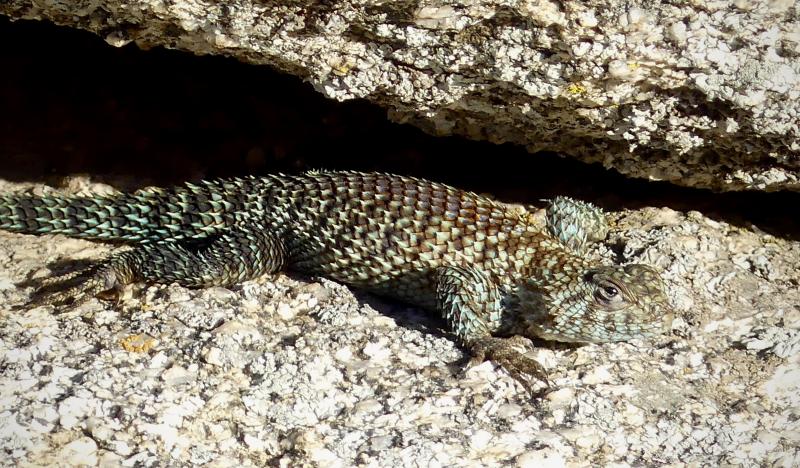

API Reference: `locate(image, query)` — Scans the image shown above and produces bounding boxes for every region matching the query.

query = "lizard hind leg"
[24,225,287,311]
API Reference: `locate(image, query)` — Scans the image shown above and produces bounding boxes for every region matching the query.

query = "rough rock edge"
[1,0,799,192]
[1,177,798,465]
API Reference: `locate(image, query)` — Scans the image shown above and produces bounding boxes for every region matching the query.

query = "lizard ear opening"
[583,270,596,283]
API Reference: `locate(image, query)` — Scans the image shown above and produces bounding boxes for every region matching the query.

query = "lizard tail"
[0,180,240,243]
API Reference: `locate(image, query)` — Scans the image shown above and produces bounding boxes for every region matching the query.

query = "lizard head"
[517,264,673,343]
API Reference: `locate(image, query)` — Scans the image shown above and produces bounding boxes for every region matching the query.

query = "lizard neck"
[500,242,598,341]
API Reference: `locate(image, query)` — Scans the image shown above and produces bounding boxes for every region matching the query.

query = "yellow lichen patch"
[120,334,157,353]
[566,83,587,95]
[332,64,352,76]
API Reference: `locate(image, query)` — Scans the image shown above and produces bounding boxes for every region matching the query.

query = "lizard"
[0,171,673,385]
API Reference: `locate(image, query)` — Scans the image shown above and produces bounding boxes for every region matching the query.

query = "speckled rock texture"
[0,177,798,466]
[1,0,799,192]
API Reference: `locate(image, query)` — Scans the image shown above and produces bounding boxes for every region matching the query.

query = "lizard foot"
[469,336,551,393]
[25,265,123,310]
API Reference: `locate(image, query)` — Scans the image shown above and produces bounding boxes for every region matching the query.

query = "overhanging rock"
[2,0,798,191]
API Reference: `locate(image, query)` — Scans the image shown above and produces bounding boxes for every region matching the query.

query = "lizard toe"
[470,336,551,393]
[27,266,123,311]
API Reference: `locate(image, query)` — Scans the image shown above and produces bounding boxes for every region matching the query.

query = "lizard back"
[254,171,578,308]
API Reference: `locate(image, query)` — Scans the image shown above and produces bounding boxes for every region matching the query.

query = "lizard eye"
[594,280,625,308]
[600,284,618,298]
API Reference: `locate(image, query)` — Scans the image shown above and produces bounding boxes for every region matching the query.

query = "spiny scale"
[0,171,672,387]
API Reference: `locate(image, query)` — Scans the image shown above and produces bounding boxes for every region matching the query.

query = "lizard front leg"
[545,196,610,254]
[29,225,286,308]
[434,265,548,388]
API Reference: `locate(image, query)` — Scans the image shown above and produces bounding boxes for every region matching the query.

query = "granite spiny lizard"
[0,171,672,384]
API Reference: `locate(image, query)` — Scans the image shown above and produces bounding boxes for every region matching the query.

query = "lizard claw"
[469,336,551,394]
